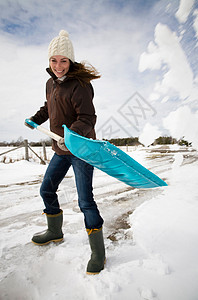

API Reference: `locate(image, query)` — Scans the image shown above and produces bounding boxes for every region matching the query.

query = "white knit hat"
[48,30,75,62]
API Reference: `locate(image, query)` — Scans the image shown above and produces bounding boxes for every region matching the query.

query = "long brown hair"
[67,61,101,85]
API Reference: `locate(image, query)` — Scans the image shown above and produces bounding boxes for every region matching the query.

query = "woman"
[25,30,105,275]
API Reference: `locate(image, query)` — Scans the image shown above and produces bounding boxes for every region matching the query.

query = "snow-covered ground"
[0,145,198,300]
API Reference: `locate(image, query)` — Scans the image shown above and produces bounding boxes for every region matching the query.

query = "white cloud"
[161,96,169,103]
[175,0,195,23]
[193,9,198,40]
[139,23,194,101]
[138,41,162,71]
[139,123,161,146]
[0,34,49,141]
[148,92,161,102]
[163,106,198,148]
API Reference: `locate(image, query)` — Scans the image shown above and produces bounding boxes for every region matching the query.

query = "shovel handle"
[25,119,61,142]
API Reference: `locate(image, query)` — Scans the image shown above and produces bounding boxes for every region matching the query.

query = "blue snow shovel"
[25,119,168,189]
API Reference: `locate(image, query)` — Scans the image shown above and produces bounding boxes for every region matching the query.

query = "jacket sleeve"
[31,101,49,125]
[70,83,96,136]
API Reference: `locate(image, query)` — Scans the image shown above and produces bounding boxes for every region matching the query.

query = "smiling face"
[49,55,70,78]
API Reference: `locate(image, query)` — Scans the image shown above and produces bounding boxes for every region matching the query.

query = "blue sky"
[0,0,198,146]
[0,0,179,45]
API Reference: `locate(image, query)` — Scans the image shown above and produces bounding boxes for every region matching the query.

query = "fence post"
[42,142,47,160]
[24,139,29,161]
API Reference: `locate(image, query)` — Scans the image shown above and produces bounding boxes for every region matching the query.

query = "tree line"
[0,137,52,147]
[0,136,191,147]
[104,136,191,146]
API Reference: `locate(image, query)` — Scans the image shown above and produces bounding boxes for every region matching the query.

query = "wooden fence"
[0,140,47,164]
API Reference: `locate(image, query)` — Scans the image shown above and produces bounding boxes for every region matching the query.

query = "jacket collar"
[46,68,57,80]
[46,68,68,84]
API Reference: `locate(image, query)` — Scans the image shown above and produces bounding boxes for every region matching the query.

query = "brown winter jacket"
[31,68,97,155]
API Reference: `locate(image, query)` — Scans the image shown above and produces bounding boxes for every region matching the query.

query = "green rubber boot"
[32,210,64,245]
[86,228,106,275]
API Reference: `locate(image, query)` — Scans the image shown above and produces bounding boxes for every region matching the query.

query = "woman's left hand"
[57,138,68,151]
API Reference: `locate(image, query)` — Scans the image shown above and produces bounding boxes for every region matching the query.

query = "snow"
[0,145,198,299]
[0,161,46,185]
[131,161,198,300]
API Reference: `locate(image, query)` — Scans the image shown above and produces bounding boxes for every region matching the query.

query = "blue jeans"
[40,153,104,229]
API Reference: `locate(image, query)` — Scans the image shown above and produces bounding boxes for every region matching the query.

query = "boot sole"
[86,270,103,275]
[31,238,64,246]
[86,259,106,275]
